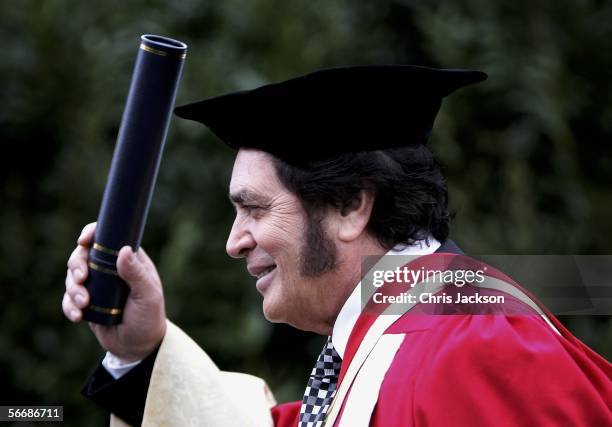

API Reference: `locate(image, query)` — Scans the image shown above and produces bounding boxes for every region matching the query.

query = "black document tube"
[83,35,187,325]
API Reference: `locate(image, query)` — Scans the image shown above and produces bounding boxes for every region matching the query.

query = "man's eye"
[243,205,260,212]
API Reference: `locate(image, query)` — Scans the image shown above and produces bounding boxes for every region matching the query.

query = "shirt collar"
[331,237,441,359]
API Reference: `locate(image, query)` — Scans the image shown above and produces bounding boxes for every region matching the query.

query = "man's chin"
[261,298,285,323]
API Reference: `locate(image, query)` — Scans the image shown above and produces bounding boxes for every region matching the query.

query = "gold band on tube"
[88,305,122,315]
[88,261,119,276]
[140,43,186,59]
[93,243,119,256]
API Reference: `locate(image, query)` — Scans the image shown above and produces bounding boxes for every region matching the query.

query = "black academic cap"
[174,65,487,165]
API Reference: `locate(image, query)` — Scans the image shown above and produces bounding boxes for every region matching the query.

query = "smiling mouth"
[256,265,277,280]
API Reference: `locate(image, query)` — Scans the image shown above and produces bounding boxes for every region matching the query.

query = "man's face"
[226,149,339,328]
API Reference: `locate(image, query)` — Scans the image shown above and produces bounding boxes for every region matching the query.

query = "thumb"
[116,246,150,294]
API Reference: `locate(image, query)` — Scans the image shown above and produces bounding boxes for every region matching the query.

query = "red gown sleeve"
[412,315,612,426]
[271,401,301,427]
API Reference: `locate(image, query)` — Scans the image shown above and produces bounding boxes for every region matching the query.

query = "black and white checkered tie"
[298,336,342,427]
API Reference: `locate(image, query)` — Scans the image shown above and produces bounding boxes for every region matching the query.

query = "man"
[62,65,611,426]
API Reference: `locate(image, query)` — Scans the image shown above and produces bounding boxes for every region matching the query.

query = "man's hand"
[62,222,167,362]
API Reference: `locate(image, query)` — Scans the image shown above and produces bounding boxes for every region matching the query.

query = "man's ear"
[337,191,375,242]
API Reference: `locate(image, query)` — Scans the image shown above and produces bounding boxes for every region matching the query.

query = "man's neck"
[331,237,441,358]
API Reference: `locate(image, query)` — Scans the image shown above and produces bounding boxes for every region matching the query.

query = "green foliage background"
[1,1,610,425]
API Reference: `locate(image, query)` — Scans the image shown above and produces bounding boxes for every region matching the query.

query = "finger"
[136,247,151,265]
[135,248,158,282]
[67,245,89,281]
[62,292,83,322]
[116,246,151,294]
[77,222,97,247]
[65,270,90,308]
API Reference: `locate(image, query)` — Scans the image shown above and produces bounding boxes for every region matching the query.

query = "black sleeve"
[81,347,159,426]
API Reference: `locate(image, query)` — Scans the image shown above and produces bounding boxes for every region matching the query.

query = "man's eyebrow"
[228,190,269,205]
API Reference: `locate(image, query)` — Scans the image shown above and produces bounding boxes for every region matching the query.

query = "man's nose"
[226,218,255,258]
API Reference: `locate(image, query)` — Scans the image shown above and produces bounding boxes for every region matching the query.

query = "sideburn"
[300,214,338,276]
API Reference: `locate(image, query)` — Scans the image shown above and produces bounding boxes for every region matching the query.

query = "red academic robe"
[270,255,612,426]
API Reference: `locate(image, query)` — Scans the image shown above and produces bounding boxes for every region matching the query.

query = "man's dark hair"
[273,145,452,249]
